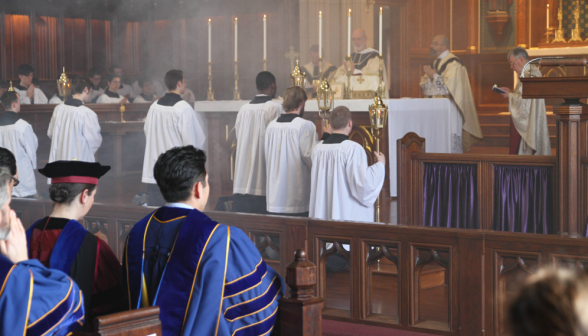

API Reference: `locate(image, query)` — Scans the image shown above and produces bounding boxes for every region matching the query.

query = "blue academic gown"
[0,254,84,336]
[122,206,285,336]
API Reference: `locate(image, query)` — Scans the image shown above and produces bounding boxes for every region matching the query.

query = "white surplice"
[141,96,206,184]
[265,115,318,213]
[309,137,385,222]
[96,91,126,104]
[132,94,155,103]
[90,87,105,103]
[117,83,136,98]
[233,95,283,196]
[14,86,48,105]
[0,115,38,197]
[48,95,63,104]
[47,102,102,163]
[131,80,165,97]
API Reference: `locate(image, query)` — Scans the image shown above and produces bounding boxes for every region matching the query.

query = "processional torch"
[316,79,335,128]
[368,96,388,222]
[57,67,72,100]
[290,60,307,88]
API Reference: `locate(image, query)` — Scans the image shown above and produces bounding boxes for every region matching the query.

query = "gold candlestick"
[344,56,353,99]
[553,0,566,43]
[368,96,388,222]
[233,61,241,100]
[570,0,583,42]
[207,61,215,101]
[119,103,126,123]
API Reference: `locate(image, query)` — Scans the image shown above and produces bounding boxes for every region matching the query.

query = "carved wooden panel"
[316,237,352,318]
[551,254,588,271]
[251,231,282,276]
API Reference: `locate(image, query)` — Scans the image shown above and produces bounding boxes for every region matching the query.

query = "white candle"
[208,19,211,63]
[234,18,238,62]
[379,7,383,55]
[546,4,549,29]
[347,9,351,56]
[263,15,267,60]
[319,11,322,58]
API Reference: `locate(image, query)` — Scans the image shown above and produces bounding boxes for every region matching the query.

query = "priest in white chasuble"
[301,45,337,97]
[498,47,550,155]
[142,70,205,206]
[420,35,483,152]
[0,92,38,198]
[333,29,389,98]
[13,64,48,105]
[48,77,102,163]
[265,86,317,216]
[233,72,282,214]
[309,106,386,222]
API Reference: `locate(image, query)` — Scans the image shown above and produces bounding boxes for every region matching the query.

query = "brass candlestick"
[233,61,241,100]
[290,60,307,88]
[7,81,14,92]
[553,0,566,43]
[207,61,215,101]
[570,0,583,42]
[119,103,126,123]
[368,96,388,222]
[316,79,335,128]
[344,55,353,99]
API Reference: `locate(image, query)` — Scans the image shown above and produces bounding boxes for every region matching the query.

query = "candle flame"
[380,7,383,13]
[319,11,322,16]
[264,14,266,18]
[547,4,549,7]
[348,8,351,16]
[235,17,238,21]
[209,18,211,22]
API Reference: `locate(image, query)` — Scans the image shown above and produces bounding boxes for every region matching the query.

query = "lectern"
[521,58,588,236]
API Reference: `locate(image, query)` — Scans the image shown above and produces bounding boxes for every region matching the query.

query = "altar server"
[110,65,136,99]
[420,35,483,152]
[14,64,48,105]
[49,93,64,104]
[233,71,282,213]
[498,47,551,155]
[48,77,102,163]
[309,106,386,222]
[0,167,85,335]
[265,86,317,216]
[28,160,123,325]
[132,77,158,103]
[124,146,285,336]
[142,70,205,206]
[88,67,105,103]
[96,73,128,104]
[0,91,38,197]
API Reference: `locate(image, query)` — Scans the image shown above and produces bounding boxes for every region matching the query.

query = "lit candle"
[347,9,351,57]
[319,11,322,58]
[263,15,267,60]
[546,4,549,29]
[208,19,211,63]
[234,18,238,62]
[379,7,383,55]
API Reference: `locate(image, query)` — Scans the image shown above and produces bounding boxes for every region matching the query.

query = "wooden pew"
[72,306,162,336]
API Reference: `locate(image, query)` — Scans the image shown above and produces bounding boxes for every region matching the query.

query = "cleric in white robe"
[0,91,38,197]
[309,106,386,222]
[132,78,165,98]
[88,67,105,103]
[96,73,129,104]
[13,64,48,105]
[47,77,102,163]
[48,94,64,104]
[142,70,205,206]
[109,65,136,99]
[233,72,282,213]
[265,86,317,216]
[133,78,158,103]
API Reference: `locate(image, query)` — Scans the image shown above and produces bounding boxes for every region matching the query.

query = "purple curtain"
[492,165,553,234]
[423,163,479,229]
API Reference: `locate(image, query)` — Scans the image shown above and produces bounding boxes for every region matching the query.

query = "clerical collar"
[65,97,83,107]
[15,84,27,91]
[140,93,154,102]
[0,111,19,126]
[323,133,349,144]
[277,113,299,123]
[438,50,449,59]
[157,93,183,107]
[104,89,120,98]
[250,95,273,104]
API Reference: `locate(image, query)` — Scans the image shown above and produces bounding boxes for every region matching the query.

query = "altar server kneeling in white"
[142,69,205,206]
[309,106,386,222]
[96,73,128,104]
[265,86,317,216]
[48,77,102,163]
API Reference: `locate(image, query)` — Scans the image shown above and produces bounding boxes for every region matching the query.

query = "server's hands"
[374,151,386,165]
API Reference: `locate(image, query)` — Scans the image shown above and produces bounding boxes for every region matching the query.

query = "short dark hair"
[1,91,19,110]
[105,72,120,83]
[256,71,276,91]
[18,64,34,77]
[330,106,352,130]
[164,70,184,90]
[72,76,93,94]
[154,146,207,203]
[88,67,102,78]
[109,64,122,73]
[282,86,307,112]
[49,183,96,204]
[138,77,152,88]
[0,148,17,175]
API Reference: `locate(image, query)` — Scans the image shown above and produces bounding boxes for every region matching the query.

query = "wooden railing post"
[397,132,425,226]
[279,249,323,336]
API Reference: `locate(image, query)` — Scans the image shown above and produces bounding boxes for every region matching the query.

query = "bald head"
[352,28,368,52]
[430,35,449,57]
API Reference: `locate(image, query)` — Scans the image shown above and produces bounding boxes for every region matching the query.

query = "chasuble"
[333,48,389,98]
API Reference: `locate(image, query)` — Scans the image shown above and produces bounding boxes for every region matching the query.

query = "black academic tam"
[39,161,110,185]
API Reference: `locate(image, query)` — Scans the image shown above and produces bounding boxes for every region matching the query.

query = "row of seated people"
[0,64,196,105]
[0,146,284,335]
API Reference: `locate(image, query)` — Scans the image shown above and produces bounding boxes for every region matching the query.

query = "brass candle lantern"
[316,79,335,127]
[7,81,14,92]
[56,67,72,99]
[290,60,307,88]
[369,96,388,223]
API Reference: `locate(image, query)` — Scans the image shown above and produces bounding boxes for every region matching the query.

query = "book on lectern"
[492,85,506,94]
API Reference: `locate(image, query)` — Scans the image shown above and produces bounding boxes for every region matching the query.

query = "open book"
[492,85,506,94]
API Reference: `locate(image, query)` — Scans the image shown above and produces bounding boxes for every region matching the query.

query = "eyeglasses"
[11,176,19,187]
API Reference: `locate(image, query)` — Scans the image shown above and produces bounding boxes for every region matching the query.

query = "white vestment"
[90,87,105,103]
[333,47,389,98]
[96,91,126,104]
[141,96,206,184]
[265,115,318,213]
[233,95,283,196]
[132,94,155,103]
[132,80,165,97]
[117,83,136,99]
[47,102,102,163]
[309,137,385,222]
[0,116,38,197]
[14,87,48,105]
[48,95,63,104]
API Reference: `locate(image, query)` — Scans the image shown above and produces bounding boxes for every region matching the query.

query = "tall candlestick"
[319,11,322,58]
[347,9,351,56]
[379,7,383,55]
[546,4,549,29]
[234,18,238,62]
[263,15,267,60]
[208,19,211,63]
